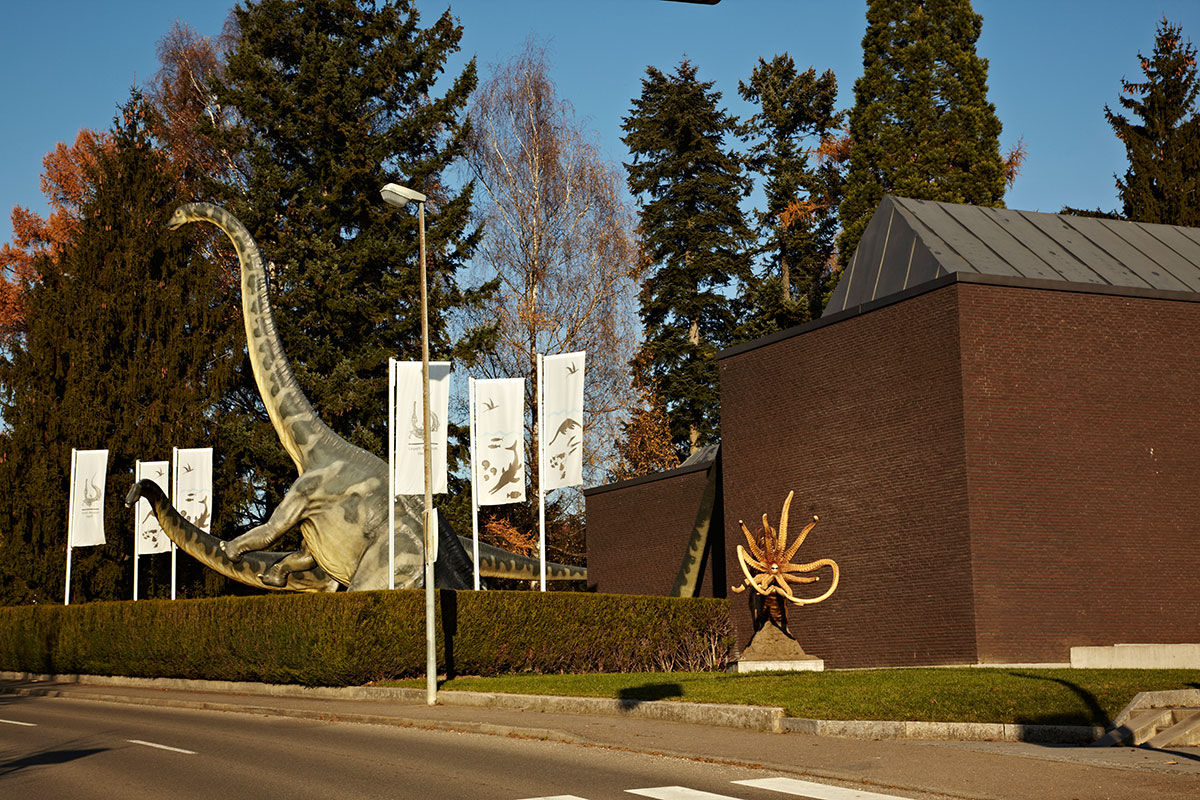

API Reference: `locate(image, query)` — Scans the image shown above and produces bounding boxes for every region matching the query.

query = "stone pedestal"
[728,622,824,673]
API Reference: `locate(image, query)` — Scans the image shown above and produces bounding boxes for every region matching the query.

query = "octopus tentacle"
[777,490,792,554]
[783,518,819,563]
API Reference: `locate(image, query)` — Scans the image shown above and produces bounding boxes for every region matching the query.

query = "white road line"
[0,718,36,727]
[627,788,740,799]
[126,739,197,755]
[515,796,589,800]
[735,776,913,799]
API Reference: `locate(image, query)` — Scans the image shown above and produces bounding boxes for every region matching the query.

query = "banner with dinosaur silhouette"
[134,460,171,554]
[472,377,526,506]
[390,360,451,494]
[173,448,213,533]
[68,449,108,547]
[541,351,585,491]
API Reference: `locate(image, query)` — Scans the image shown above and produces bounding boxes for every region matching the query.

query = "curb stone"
[0,671,1103,743]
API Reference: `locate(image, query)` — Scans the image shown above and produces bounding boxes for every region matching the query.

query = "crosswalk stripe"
[734,777,912,799]
[627,788,740,799]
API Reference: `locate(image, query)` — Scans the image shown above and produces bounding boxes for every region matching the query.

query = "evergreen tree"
[209,0,492,527]
[1106,18,1200,227]
[621,59,753,457]
[0,93,239,604]
[738,55,844,336]
[838,0,1006,267]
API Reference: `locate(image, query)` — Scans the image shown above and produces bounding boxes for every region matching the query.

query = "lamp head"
[381,183,427,207]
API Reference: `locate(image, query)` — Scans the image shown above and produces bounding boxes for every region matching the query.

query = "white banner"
[134,460,171,554]
[473,378,526,505]
[541,351,585,491]
[173,448,213,533]
[68,449,108,548]
[390,360,451,494]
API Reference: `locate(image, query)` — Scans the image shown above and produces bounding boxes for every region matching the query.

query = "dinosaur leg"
[222,487,309,562]
[259,547,318,588]
[346,520,423,591]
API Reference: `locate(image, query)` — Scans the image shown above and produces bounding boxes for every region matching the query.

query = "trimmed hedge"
[0,591,731,686]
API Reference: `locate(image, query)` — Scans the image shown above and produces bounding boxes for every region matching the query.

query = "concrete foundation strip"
[0,671,1103,743]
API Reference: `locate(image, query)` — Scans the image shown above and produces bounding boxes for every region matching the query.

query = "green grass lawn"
[387,668,1200,726]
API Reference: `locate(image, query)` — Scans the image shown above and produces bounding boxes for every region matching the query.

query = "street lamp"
[381,181,436,707]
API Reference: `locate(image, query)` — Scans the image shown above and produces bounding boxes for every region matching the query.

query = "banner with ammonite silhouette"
[68,448,109,548]
[390,360,451,494]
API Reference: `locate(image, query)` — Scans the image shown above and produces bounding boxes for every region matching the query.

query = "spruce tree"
[0,93,238,603]
[209,0,492,525]
[1106,18,1200,227]
[738,55,844,336]
[622,59,753,457]
[838,0,1006,266]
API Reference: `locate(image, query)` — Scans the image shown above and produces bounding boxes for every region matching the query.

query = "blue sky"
[3,0,1199,247]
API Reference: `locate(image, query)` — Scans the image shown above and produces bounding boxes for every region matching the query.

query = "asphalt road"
[4,681,1200,800]
[0,695,934,800]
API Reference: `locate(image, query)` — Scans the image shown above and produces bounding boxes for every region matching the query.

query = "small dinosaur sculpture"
[125,202,584,592]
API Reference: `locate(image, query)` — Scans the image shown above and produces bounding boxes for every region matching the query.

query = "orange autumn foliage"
[483,514,538,556]
[0,129,111,343]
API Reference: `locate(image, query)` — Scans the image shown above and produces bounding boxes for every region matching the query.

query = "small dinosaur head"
[166,207,191,231]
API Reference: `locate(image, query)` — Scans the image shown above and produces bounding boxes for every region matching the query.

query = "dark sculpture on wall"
[126,203,584,592]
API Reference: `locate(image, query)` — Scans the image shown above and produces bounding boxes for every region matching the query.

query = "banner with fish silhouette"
[173,448,213,534]
[390,360,451,494]
[134,460,172,555]
[68,449,109,548]
[472,377,526,506]
[540,351,585,491]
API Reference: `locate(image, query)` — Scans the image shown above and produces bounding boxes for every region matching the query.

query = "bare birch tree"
[464,43,640,557]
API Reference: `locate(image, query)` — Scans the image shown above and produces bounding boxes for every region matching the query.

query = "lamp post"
[381,181,436,706]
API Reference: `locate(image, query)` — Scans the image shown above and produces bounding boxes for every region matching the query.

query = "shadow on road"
[0,747,108,778]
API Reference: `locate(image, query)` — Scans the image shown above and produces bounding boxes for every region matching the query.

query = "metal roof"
[823,196,1200,317]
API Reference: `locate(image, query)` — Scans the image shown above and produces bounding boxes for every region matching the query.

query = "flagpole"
[537,354,547,591]
[388,358,397,590]
[469,377,481,590]
[65,448,77,606]
[170,448,178,600]
[133,461,141,601]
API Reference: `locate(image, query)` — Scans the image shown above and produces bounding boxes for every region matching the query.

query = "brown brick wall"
[585,464,722,598]
[959,284,1200,663]
[719,286,977,668]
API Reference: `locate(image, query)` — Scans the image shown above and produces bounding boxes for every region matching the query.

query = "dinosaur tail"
[462,537,587,581]
[125,480,339,593]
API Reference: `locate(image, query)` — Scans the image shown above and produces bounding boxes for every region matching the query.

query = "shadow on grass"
[617,683,683,706]
[1010,672,1111,727]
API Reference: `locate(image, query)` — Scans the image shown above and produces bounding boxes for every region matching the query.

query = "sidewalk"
[2,673,1199,800]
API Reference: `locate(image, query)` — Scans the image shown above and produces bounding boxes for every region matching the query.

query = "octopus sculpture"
[732,491,839,613]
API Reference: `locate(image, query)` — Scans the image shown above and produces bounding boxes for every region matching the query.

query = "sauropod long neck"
[181,203,334,472]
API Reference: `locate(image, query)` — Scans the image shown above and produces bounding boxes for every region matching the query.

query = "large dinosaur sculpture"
[125,202,584,592]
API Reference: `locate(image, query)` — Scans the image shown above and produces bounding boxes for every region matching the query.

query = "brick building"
[587,196,1200,668]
